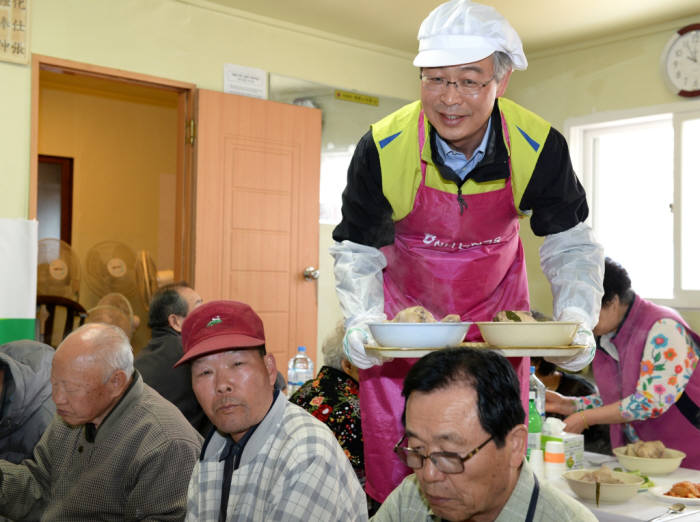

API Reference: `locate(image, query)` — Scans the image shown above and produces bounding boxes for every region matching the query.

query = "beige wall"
[38,76,178,348]
[0,0,418,220]
[1,0,417,358]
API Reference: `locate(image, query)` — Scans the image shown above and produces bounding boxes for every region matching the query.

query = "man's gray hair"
[321,322,347,372]
[71,323,134,381]
[493,51,513,81]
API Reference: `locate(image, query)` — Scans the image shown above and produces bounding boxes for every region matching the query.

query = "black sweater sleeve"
[520,127,589,236]
[332,130,395,248]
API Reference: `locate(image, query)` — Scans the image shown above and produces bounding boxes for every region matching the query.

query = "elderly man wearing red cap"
[175,300,367,521]
[330,0,604,503]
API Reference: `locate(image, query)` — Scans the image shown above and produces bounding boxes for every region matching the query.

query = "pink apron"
[593,296,700,469]
[361,111,531,502]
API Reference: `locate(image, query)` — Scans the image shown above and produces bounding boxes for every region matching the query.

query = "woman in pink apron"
[547,258,700,469]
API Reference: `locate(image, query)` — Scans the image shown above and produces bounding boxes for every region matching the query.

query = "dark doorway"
[37,155,73,244]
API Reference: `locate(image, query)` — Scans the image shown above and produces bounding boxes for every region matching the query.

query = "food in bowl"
[578,466,624,484]
[392,306,436,323]
[493,310,538,322]
[613,445,686,475]
[665,481,700,498]
[624,440,666,458]
[369,307,471,349]
[563,467,644,503]
[368,322,471,349]
[390,306,461,323]
[475,321,578,348]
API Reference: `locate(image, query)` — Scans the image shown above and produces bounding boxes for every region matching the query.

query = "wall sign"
[0,0,29,65]
[334,89,379,106]
[223,63,267,99]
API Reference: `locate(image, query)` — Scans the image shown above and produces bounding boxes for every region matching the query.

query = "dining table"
[548,451,700,521]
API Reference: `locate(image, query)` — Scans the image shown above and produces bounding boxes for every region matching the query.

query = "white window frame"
[566,98,700,309]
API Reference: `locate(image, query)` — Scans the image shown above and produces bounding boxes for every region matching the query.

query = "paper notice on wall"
[0,218,37,343]
[223,63,268,99]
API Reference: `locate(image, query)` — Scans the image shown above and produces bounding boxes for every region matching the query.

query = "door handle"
[303,266,320,281]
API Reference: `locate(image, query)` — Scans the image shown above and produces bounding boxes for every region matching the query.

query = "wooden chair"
[36,295,87,348]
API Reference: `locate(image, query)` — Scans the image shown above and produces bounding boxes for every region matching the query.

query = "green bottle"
[527,391,543,460]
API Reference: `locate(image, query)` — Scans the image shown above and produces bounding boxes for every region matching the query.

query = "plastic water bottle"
[287,346,314,397]
[527,391,543,459]
[529,366,546,418]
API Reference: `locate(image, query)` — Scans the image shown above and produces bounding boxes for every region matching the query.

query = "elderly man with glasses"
[371,348,596,522]
[331,0,604,503]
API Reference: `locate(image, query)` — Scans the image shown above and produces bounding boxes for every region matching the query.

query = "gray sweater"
[0,372,203,521]
[0,340,55,464]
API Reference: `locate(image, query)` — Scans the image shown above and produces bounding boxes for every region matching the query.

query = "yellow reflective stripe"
[372,98,550,221]
[372,101,423,221]
[498,98,550,212]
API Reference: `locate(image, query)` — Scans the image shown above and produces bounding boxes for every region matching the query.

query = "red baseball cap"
[174,300,265,367]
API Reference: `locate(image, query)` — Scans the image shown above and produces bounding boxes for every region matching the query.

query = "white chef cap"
[413,0,527,70]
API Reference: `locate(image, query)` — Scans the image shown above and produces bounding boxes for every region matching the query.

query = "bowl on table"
[475,321,578,347]
[367,322,471,349]
[562,469,644,504]
[613,446,686,476]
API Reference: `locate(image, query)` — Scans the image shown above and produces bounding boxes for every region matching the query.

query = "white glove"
[343,325,384,369]
[331,241,389,369]
[544,308,595,371]
[342,312,388,369]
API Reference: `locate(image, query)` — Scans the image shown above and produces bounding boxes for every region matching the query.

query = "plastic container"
[287,346,314,397]
[528,448,545,480]
[529,366,546,418]
[544,440,566,480]
[527,391,542,459]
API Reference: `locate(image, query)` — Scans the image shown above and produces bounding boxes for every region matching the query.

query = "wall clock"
[661,23,700,97]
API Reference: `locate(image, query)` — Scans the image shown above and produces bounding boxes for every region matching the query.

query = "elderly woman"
[289,324,363,482]
[547,258,700,468]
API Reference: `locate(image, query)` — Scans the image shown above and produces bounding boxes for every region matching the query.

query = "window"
[567,100,700,308]
[319,146,355,225]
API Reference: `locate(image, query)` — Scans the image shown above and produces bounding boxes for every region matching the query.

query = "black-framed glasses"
[393,435,493,474]
[420,74,495,95]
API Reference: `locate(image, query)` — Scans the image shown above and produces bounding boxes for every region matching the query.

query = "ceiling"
[203,0,699,55]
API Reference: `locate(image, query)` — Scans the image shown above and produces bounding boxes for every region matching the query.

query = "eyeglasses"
[394,435,493,474]
[420,74,496,95]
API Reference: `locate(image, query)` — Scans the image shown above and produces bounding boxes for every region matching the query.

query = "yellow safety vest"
[371,98,551,221]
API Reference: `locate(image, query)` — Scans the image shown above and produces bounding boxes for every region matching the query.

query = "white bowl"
[475,321,578,347]
[613,446,686,475]
[562,469,644,504]
[368,322,471,348]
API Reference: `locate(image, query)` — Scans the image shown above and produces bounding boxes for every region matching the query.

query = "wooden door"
[194,89,321,369]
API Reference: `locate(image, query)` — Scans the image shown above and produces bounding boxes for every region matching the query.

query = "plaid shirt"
[185,393,368,521]
[0,373,202,521]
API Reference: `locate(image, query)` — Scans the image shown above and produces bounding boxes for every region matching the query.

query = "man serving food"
[331,0,604,503]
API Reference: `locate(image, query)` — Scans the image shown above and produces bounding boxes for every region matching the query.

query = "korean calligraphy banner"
[0,0,29,65]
